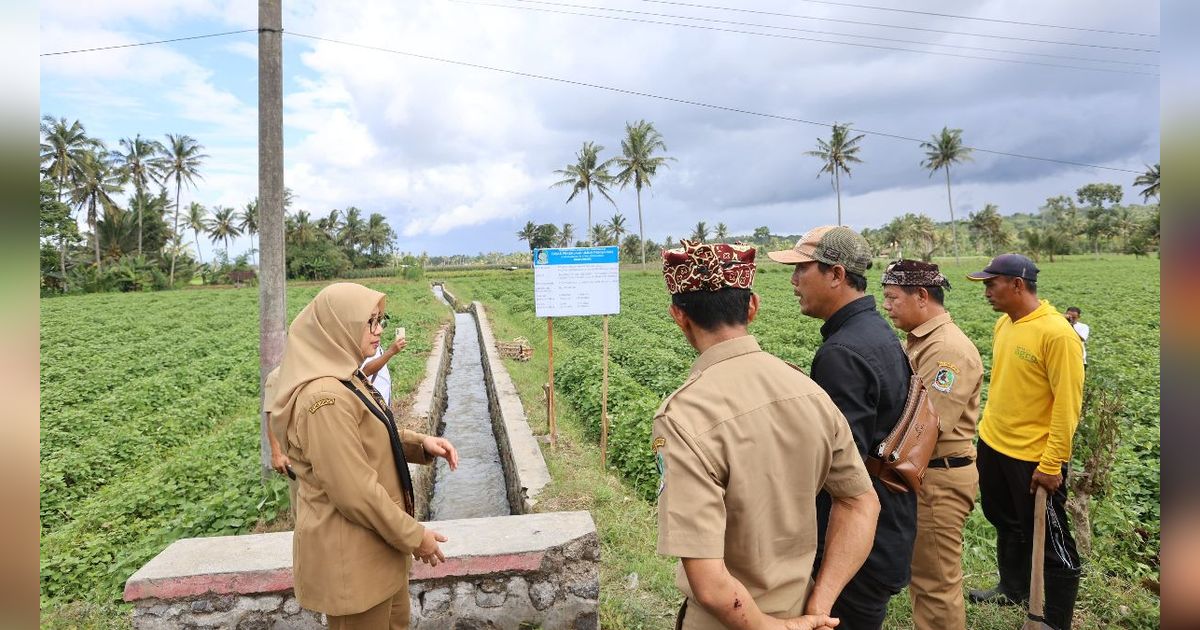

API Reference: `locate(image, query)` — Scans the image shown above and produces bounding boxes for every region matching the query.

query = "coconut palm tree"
[238,201,259,266]
[552,141,617,245]
[715,222,729,241]
[158,133,207,285]
[1134,163,1159,202]
[206,206,243,258]
[909,213,939,261]
[364,213,394,263]
[558,223,575,247]
[289,211,318,246]
[691,221,710,242]
[41,116,98,280]
[968,203,1007,255]
[614,120,675,270]
[608,213,627,245]
[69,150,123,267]
[318,208,341,240]
[186,202,208,265]
[589,224,612,246]
[533,223,559,250]
[1112,206,1138,251]
[128,189,172,257]
[806,122,864,226]
[921,126,974,264]
[96,207,139,261]
[340,207,365,264]
[113,135,164,256]
[516,221,539,252]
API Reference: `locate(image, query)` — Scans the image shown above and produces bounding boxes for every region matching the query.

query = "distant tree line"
[39,115,403,293]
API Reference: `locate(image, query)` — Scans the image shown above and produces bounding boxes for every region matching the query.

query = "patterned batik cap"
[766,225,873,276]
[881,259,952,289]
[662,240,757,294]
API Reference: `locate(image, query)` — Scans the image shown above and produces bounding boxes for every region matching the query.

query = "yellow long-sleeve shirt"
[978,300,1085,475]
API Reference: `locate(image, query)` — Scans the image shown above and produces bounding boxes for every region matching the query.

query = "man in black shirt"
[769,226,917,630]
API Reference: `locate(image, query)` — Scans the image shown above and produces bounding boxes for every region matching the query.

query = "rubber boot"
[1041,567,1080,630]
[969,532,1029,606]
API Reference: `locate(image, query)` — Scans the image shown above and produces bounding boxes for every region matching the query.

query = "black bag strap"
[340,374,416,517]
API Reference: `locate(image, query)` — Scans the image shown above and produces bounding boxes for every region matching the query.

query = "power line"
[642,1,1160,53]
[284,31,1141,174]
[454,0,1158,76]
[39,29,258,57]
[655,0,1159,38]
[502,0,1156,68]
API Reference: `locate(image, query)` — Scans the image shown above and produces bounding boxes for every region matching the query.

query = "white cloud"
[42,0,1161,257]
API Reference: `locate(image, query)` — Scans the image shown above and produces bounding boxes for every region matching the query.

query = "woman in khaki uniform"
[268,282,459,629]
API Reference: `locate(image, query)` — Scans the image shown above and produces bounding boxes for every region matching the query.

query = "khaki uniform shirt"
[654,336,873,630]
[905,312,984,459]
[282,374,432,616]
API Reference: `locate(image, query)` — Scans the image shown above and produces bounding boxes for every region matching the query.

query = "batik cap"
[766,225,872,276]
[881,259,952,288]
[662,240,756,295]
[966,253,1039,282]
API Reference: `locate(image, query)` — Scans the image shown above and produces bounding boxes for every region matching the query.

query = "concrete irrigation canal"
[428,286,512,520]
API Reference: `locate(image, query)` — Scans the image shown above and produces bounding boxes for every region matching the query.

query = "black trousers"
[977,440,1081,629]
[828,570,898,630]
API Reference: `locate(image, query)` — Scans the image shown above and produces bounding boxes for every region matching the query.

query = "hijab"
[268,282,385,429]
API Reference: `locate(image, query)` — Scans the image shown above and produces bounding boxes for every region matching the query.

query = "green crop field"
[38,257,1159,629]
[441,254,1160,629]
[39,280,451,625]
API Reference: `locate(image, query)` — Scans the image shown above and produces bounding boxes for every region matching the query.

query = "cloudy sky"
[40,0,1159,259]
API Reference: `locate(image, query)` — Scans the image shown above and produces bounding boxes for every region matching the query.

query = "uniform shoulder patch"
[932,367,956,393]
[653,436,667,496]
[936,360,959,373]
[308,397,336,413]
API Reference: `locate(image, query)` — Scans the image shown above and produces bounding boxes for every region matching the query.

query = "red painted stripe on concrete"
[124,552,546,601]
[124,568,295,602]
[411,552,544,580]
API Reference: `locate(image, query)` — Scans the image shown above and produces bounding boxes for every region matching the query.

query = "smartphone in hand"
[396,327,406,341]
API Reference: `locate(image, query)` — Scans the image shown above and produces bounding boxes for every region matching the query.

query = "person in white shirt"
[1065,306,1089,368]
[361,326,406,404]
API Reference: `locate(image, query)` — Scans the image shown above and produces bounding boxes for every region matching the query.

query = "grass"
[41,601,132,629]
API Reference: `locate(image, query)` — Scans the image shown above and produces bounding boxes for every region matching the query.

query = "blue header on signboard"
[533,246,619,265]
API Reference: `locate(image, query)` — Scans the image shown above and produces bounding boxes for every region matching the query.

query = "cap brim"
[965,271,997,281]
[766,249,816,264]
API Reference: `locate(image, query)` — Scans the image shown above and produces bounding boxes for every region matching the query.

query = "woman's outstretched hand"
[422,436,459,471]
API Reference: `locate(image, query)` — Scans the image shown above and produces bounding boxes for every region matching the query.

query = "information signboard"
[533,246,620,318]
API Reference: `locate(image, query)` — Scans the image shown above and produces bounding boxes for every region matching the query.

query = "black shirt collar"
[820,295,877,340]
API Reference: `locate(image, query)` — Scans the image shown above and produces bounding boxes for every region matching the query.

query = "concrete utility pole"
[258,0,286,478]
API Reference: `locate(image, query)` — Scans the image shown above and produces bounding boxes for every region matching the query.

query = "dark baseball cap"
[966,253,1039,282]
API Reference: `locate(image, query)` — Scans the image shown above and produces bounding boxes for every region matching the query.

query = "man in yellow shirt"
[966,254,1084,630]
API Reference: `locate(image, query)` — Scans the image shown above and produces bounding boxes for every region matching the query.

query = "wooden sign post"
[547,316,556,446]
[600,314,609,469]
[532,247,621,456]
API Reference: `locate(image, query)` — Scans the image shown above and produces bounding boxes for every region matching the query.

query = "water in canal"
[428,288,512,520]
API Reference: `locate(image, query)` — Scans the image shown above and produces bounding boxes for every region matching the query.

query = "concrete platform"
[124,512,599,629]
